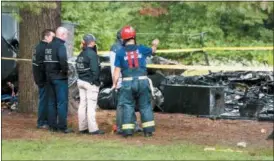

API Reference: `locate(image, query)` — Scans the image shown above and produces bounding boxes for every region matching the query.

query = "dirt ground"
[2,108,273,150]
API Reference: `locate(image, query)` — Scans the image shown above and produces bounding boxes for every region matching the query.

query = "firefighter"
[110,29,142,134]
[112,25,159,137]
[44,27,73,133]
[76,34,104,135]
[32,29,55,129]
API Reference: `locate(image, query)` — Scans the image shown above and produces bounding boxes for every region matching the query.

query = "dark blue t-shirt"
[114,44,152,70]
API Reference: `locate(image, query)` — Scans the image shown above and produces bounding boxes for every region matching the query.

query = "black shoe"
[116,130,123,135]
[49,127,58,132]
[60,128,74,134]
[123,133,133,138]
[144,132,153,137]
[79,129,89,134]
[90,130,105,135]
[37,124,49,129]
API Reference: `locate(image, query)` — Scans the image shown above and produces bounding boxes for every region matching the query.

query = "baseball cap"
[83,34,96,44]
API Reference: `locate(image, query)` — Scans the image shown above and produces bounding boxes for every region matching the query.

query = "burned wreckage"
[68,54,274,121]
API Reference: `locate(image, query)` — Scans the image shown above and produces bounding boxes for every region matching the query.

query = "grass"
[2,137,273,160]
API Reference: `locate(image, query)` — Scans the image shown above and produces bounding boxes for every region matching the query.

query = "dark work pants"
[120,79,155,135]
[116,89,138,131]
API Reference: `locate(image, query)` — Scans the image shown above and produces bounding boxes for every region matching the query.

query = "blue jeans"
[47,79,68,130]
[120,78,155,135]
[37,86,48,127]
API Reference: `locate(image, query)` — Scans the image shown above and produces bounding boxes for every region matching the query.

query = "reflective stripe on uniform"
[142,121,155,128]
[32,63,39,66]
[124,53,142,60]
[147,78,155,98]
[44,60,59,63]
[122,124,135,130]
[133,51,139,67]
[77,68,90,71]
[127,52,133,68]
[122,76,148,81]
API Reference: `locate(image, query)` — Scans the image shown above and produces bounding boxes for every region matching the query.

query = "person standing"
[110,30,142,134]
[32,29,55,129]
[76,34,105,135]
[44,27,73,133]
[112,25,159,137]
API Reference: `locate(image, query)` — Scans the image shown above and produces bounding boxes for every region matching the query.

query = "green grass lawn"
[2,137,273,160]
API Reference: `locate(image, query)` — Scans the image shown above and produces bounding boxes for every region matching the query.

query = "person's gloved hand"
[152,39,160,46]
[111,84,117,91]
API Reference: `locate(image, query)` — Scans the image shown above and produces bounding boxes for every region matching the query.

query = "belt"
[122,76,155,98]
[122,76,148,81]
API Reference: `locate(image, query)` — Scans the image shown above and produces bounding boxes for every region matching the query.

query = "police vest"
[76,52,92,78]
[43,39,67,80]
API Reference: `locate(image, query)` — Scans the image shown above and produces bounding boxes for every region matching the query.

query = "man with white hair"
[44,26,73,133]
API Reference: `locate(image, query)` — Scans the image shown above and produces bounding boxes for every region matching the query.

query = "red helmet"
[121,25,136,40]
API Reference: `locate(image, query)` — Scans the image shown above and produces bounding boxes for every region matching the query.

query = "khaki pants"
[77,79,99,132]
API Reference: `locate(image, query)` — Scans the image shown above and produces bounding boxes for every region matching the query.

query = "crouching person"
[76,34,104,135]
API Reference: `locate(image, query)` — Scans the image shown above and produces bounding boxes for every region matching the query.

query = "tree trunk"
[18,2,61,113]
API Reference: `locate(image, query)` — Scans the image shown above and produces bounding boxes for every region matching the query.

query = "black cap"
[83,34,96,44]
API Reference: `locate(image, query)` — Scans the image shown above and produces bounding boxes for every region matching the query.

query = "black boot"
[116,129,123,135]
[144,132,153,137]
[49,127,58,132]
[123,133,133,138]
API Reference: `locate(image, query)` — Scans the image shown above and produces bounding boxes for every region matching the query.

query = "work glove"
[152,39,160,46]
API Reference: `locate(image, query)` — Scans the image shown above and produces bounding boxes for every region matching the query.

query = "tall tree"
[18,2,61,112]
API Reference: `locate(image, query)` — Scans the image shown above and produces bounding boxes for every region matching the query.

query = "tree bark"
[18,2,61,113]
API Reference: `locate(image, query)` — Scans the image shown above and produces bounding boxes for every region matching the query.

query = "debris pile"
[159,71,274,120]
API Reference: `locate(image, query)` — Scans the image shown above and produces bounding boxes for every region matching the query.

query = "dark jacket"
[44,37,68,80]
[110,40,123,53]
[32,41,47,87]
[76,47,100,86]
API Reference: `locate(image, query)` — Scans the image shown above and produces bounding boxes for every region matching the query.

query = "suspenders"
[126,51,139,68]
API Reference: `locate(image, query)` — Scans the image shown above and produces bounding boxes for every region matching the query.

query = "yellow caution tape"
[2,45,273,72]
[1,57,32,62]
[98,46,273,55]
[100,63,273,72]
[2,57,272,71]
[203,46,273,51]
